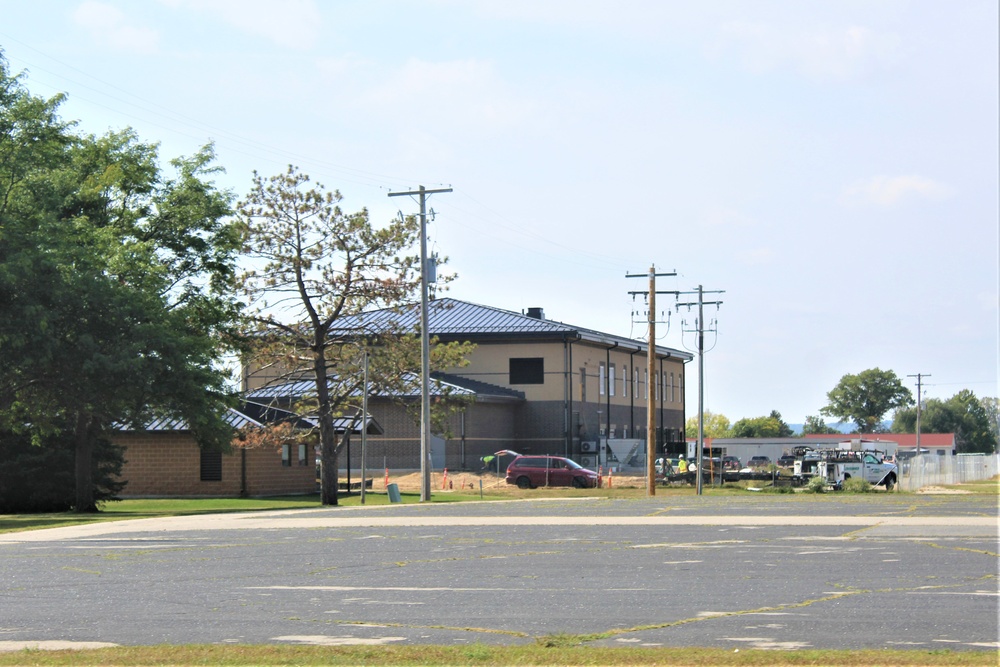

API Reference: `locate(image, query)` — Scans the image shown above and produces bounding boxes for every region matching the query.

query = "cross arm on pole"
[388,187,454,198]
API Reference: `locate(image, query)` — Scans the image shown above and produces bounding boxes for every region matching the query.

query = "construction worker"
[677,455,688,473]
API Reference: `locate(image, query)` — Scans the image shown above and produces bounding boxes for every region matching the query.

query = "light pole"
[388,185,452,501]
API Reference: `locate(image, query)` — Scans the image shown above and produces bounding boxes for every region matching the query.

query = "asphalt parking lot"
[1,494,997,652]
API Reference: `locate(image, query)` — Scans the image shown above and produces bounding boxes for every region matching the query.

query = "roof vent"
[526,307,545,320]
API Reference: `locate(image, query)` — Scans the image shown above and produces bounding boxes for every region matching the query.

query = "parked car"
[747,455,771,469]
[777,454,796,467]
[722,456,742,471]
[505,456,599,489]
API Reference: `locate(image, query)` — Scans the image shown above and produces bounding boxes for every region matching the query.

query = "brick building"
[113,406,380,497]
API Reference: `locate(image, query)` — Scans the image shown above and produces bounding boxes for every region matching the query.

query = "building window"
[609,363,616,397]
[282,444,291,467]
[580,368,587,403]
[669,372,675,403]
[599,363,606,396]
[634,368,639,397]
[200,450,222,482]
[622,365,628,398]
[655,371,659,400]
[298,443,308,466]
[510,357,544,384]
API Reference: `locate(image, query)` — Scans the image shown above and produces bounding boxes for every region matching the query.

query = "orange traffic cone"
[441,468,449,490]
[597,466,603,488]
[608,467,613,488]
[384,467,389,489]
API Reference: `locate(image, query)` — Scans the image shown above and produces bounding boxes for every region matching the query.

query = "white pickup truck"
[815,450,898,490]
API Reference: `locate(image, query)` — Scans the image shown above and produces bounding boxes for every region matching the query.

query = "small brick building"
[113,407,381,498]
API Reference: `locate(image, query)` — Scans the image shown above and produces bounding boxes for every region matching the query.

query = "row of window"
[508,357,683,404]
[597,363,681,403]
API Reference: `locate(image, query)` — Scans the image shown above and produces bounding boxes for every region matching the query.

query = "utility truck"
[814,448,898,490]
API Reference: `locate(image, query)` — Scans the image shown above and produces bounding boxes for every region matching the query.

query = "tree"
[820,368,913,433]
[237,166,473,506]
[891,389,998,454]
[685,410,731,439]
[0,425,125,512]
[980,396,999,446]
[0,54,242,511]
[802,415,840,435]
[730,411,793,438]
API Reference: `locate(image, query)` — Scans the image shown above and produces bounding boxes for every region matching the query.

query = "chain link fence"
[898,453,999,491]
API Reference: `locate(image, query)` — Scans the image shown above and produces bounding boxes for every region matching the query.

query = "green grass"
[940,476,1000,495]
[0,644,994,667]
[0,489,515,534]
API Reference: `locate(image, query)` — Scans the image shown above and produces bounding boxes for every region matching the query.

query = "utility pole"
[388,185,452,502]
[907,373,931,458]
[677,285,724,496]
[627,266,677,496]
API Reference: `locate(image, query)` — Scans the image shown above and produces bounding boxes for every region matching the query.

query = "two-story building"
[244,298,692,472]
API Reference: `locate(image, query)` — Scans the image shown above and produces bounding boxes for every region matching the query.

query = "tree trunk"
[320,429,339,505]
[74,412,98,513]
[315,349,339,506]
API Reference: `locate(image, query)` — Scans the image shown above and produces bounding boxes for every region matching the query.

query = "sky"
[1,0,997,425]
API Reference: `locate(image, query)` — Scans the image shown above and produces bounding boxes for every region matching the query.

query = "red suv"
[505,456,599,489]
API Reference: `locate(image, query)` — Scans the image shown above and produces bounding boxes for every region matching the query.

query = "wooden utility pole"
[627,267,677,496]
[907,373,931,458]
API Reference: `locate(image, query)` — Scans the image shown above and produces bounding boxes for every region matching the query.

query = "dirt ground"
[381,470,650,494]
[379,471,979,495]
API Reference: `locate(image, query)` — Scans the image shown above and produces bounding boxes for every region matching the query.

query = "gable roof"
[245,372,476,401]
[342,298,693,360]
[119,403,383,435]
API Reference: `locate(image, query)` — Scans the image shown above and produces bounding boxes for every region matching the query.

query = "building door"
[431,434,446,469]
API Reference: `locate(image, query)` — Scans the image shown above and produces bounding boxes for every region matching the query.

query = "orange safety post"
[441,468,448,490]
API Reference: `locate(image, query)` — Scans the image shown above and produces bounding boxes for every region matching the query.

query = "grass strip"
[0,644,996,667]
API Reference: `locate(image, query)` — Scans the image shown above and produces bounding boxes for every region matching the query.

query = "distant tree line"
[686,368,998,454]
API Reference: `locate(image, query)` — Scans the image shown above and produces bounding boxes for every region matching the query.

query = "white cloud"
[739,247,776,266]
[710,21,901,81]
[159,0,321,50]
[73,1,159,54]
[359,58,535,132]
[841,175,955,207]
[702,206,756,229]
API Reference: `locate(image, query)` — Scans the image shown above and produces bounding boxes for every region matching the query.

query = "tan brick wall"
[113,432,315,497]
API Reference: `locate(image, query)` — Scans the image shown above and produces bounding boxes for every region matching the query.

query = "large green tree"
[802,415,840,435]
[730,410,794,438]
[820,368,913,433]
[685,410,731,439]
[237,166,472,506]
[0,54,242,511]
[891,390,998,454]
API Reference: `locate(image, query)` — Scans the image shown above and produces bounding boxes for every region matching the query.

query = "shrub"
[804,475,828,493]
[842,477,874,493]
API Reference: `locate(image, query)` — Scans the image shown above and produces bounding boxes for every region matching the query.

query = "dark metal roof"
[246,373,475,401]
[128,408,260,432]
[340,298,693,360]
[120,404,382,436]
[431,372,525,400]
